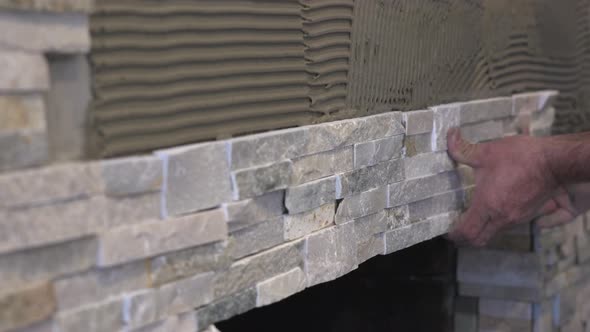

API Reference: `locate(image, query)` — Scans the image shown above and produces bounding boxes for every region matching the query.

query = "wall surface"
[88,0,590,157]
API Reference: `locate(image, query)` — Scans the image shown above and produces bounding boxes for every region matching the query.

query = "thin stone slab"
[98,209,227,267]
[223,191,285,232]
[256,267,306,307]
[0,94,46,131]
[460,120,504,143]
[403,109,434,135]
[335,187,387,224]
[0,282,56,332]
[55,297,124,332]
[338,158,404,198]
[0,51,49,92]
[100,156,163,197]
[385,205,410,229]
[130,312,197,332]
[228,217,284,260]
[408,190,464,222]
[404,133,433,157]
[512,90,558,115]
[0,129,49,172]
[404,151,455,179]
[353,211,388,240]
[291,147,353,185]
[354,135,403,168]
[459,97,512,125]
[284,203,335,240]
[231,160,292,200]
[285,176,337,214]
[357,234,384,264]
[156,141,232,218]
[384,211,457,254]
[388,171,461,208]
[195,287,256,329]
[431,103,460,152]
[0,11,90,53]
[0,0,94,12]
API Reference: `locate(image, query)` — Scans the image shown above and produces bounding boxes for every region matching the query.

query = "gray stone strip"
[459,97,512,125]
[384,211,458,254]
[353,135,403,169]
[387,171,462,208]
[403,133,433,157]
[255,267,306,307]
[223,191,284,233]
[338,158,404,198]
[0,50,49,92]
[285,175,337,214]
[404,151,454,179]
[231,160,292,200]
[402,109,434,135]
[284,203,335,241]
[291,147,353,185]
[335,186,387,224]
[460,120,505,143]
[228,217,284,260]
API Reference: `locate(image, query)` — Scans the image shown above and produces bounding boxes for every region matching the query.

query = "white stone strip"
[0,51,49,92]
[384,211,458,254]
[256,267,306,307]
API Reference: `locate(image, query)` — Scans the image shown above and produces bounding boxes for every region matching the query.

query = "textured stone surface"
[431,103,460,151]
[353,211,388,240]
[0,162,101,209]
[195,288,256,329]
[54,261,147,311]
[131,312,197,332]
[385,205,410,229]
[0,282,56,332]
[291,147,353,185]
[284,203,335,241]
[231,160,292,200]
[404,151,455,179]
[102,193,161,228]
[335,186,387,224]
[403,133,433,157]
[100,156,163,196]
[354,135,403,168]
[388,171,461,208]
[407,190,464,222]
[403,109,434,135]
[338,159,404,197]
[223,191,284,232]
[0,11,89,53]
[384,211,456,254]
[213,240,304,298]
[0,0,94,12]
[479,298,532,320]
[459,97,512,124]
[256,267,306,307]
[512,90,558,116]
[150,242,231,287]
[0,51,49,92]
[0,237,96,291]
[0,130,48,172]
[461,120,504,143]
[305,222,357,287]
[98,209,227,266]
[157,142,232,217]
[56,297,124,332]
[230,127,306,170]
[357,233,384,264]
[285,176,337,214]
[0,94,45,131]
[229,217,284,260]
[124,273,214,329]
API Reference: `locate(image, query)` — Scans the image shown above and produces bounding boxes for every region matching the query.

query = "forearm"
[542,132,590,185]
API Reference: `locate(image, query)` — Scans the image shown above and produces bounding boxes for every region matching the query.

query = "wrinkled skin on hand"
[446,128,577,246]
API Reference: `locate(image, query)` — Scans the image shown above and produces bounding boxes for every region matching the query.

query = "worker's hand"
[446,128,577,246]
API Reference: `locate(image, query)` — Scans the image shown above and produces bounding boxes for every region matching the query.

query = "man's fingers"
[473,219,502,247]
[447,128,483,168]
[536,208,575,228]
[448,200,488,244]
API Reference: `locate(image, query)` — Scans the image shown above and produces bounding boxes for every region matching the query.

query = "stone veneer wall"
[0,90,556,332]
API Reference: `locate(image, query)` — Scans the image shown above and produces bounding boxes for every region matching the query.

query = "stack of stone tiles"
[0,89,559,332]
[453,92,590,332]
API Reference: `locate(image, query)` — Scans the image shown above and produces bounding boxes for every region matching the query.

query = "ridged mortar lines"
[0,92,558,331]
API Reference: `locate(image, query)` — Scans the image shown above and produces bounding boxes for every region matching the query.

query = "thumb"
[447,128,482,168]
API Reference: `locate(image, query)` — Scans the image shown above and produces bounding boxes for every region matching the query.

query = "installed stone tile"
[0,162,102,209]
[150,242,231,287]
[403,109,434,135]
[0,129,48,172]
[404,133,433,157]
[224,191,285,232]
[156,141,232,218]
[404,151,455,179]
[338,158,404,198]
[103,192,161,228]
[228,217,284,260]
[125,272,214,330]
[0,0,94,12]
[408,190,464,222]
[353,211,388,240]
[256,267,306,307]
[130,312,197,332]
[285,175,337,214]
[512,90,558,116]
[229,127,307,170]
[0,11,89,53]
[291,147,353,185]
[479,298,532,320]
[460,120,504,143]
[335,187,387,224]
[98,209,227,267]
[459,97,512,125]
[357,234,384,264]
[0,51,49,92]
[388,171,461,208]
[54,261,148,311]
[305,222,357,287]
[354,135,403,168]
[195,287,256,329]
[56,296,124,332]
[284,203,335,240]
[231,160,292,200]
[213,240,304,298]
[385,205,410,229]
[100,156,163,197]
[0,237,97,292]
[0,94,45,131]
[0,282,56,332]
[384,211,457,254]
[431,103,460,152]
[305,112,404,155]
